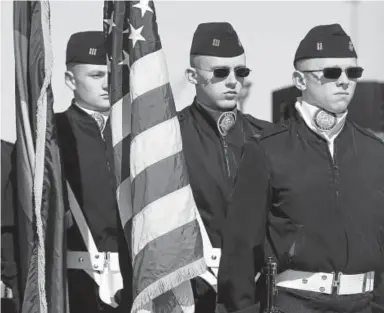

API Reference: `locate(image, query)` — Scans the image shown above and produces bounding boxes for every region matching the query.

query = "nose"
[102,75,108,90]
[336,70,350,88]
[225,69,238,87]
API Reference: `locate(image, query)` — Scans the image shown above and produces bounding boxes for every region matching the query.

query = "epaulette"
[243,113,272,131]
[350,121,384,145]
[250,122,288,141]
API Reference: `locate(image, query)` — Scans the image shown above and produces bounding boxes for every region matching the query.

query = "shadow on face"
[292,58,360,114]
[65,63,110,112]
[186,54,248,111]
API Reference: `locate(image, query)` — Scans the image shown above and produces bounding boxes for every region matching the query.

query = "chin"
[327,102,349,114]
[94,102,111,112]
[333,94,354,111]
[216,100,237,111]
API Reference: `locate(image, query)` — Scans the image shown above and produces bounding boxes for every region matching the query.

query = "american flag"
[103,1,206,312]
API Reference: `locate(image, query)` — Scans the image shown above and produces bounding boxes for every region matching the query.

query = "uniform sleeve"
[217,139,270,313]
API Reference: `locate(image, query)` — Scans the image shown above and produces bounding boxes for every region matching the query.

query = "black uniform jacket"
[178,99,272,248]
[1,140,19,313]
[217,115,384,313]
[56,103,120,312]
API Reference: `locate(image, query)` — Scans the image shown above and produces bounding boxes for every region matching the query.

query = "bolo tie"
[91,112,107,133]
[313,109,337,132]
[217,111,237,136]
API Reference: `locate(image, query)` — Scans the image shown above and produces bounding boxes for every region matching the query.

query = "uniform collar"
[293,100,354,160]
[72,100,110,133]
[295,98,347,145]
[193,98,238,137]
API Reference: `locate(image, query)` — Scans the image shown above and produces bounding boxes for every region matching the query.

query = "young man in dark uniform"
[218,24,384,313]
[179,22,272,313]
[56,31,123,313]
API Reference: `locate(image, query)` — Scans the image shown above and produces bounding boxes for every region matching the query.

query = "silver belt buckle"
[362,272,368,292]
[104,252,110,270]
[99,251,111,273]
[332,272,342,295]
[92,252,107,273]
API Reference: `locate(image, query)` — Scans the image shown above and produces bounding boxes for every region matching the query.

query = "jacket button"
[211,255,217,260]
[95,254,100,259]
[78,257,84,263]
[322,275,327,280]
[302,278,308,284]
[94,264,99,269]
[319,287,325,292]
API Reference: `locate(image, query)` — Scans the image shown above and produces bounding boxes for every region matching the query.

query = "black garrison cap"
[66,31,106,65]
[294,24,357,65]
[190,22,244,58]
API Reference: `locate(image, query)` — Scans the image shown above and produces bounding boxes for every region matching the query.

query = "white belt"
[1,281,13,299]
[276,270,375,295]
[66,182,123,307]
[67,251,120,272]
[67,251,123,307]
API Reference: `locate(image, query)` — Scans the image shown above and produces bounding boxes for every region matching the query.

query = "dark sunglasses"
[196,67,251,78]
[302,66,364,79]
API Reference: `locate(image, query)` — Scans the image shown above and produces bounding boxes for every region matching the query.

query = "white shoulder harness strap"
[195,208,261,288]
[66,181,123,308]
[195,209,221,289]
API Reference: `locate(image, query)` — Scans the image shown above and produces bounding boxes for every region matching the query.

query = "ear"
[185,67,198,85]
[64,70,76,91]
[292,70,307,91]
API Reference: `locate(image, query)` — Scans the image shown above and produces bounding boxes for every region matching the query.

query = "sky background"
[2,1,384,143]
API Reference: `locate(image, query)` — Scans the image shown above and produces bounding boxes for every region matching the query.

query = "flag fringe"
[131,257,206,313]
[33,1,54,312]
